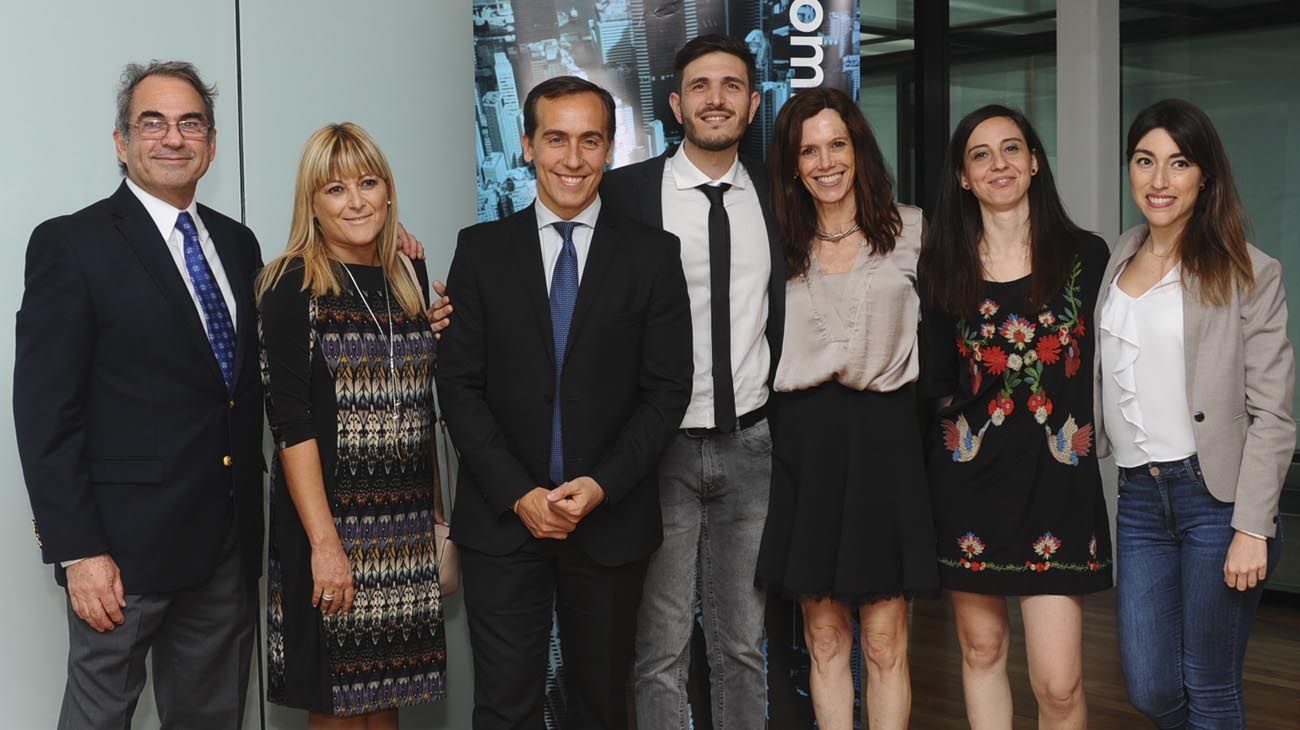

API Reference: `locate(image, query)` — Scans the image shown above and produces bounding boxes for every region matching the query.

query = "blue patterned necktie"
[176,211,236,391]
[548,221,580,485]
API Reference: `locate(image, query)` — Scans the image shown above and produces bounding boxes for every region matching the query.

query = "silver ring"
[321,593,335,601]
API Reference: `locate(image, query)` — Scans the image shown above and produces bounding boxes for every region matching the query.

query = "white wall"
[0,2,474,727]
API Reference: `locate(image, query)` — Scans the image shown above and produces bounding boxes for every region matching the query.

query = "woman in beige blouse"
[754,87,938,730]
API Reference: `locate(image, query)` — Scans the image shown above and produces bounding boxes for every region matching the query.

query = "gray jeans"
[633,419,772,730]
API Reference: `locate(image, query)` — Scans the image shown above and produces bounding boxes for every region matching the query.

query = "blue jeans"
[633,419,772,730]
[1115,455,1283,729]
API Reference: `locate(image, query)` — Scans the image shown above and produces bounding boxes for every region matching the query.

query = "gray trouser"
[634,419,772,730]
[58,527,255,730]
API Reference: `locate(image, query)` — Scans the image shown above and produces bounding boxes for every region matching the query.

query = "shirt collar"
[124,176,204,243]
[535,196,601,232]
[668,147,746,191]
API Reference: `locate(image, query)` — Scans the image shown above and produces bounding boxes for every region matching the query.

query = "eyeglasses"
[127,118,211,139]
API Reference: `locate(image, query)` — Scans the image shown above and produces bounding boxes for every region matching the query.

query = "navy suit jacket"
[14,181,266,593]
[437,203,693,566]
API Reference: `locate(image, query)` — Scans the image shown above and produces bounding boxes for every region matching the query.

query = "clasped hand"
[513,477,606,540]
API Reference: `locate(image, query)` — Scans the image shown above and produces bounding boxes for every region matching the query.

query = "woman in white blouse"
[1095,98,1294,728]
[754,87,938,730]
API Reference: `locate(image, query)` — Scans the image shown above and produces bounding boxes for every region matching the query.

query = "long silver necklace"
[340,262,402,423]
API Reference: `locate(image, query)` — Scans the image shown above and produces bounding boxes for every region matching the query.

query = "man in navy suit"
[437,75,693,729]
[14,61,264,729]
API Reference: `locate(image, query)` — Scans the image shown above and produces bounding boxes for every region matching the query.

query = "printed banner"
[472,0,860,222]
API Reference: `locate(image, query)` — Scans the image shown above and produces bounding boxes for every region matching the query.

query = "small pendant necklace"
[815,222,861,241]
[340,262,402,424]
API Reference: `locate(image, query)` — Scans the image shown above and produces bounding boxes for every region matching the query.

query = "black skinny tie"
[696,182,736,432]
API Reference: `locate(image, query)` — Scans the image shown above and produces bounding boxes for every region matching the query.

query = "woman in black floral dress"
[918,105,1111,729]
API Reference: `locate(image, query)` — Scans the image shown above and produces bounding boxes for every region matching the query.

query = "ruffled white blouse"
[1098,264,1198,468]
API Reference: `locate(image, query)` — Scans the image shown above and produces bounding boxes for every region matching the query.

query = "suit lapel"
[515,207,556,368]
[110,183,226,387]
[1182,264,1206,402]
[564,207,618,363]
[203,207,251,387]
[642,154,666,227]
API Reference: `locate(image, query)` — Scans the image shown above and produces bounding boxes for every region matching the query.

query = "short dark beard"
[683,116,747,152]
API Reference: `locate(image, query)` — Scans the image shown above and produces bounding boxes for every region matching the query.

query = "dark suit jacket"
[437,203,693,566]
[600,149,787,380]
[14,181,266,594]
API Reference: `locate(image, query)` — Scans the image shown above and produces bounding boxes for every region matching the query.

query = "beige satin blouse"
[774,204,923,393]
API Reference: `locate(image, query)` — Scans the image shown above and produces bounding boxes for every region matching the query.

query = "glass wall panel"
[1122,21,1300,428]
[950,53,1057,171]
[950,0,1055,26]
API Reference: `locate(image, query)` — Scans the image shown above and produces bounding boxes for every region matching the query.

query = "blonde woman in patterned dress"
[256,122,445,728]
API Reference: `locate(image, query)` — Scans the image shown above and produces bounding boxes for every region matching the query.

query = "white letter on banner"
[790,0,824,33]
[789,35,825,88]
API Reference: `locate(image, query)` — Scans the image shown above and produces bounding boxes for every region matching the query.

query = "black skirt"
[756,381,940,605]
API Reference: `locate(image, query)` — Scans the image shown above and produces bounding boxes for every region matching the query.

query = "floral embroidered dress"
[923,235,1113,595]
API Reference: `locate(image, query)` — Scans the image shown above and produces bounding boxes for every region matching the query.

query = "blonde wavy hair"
[256,122,423,316]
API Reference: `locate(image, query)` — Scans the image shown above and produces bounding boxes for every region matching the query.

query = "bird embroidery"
[942,414,991,462]
[1045,416,1093,465]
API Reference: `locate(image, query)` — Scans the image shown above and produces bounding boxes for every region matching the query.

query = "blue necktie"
[177,212,236,391]
[548,221,579,485]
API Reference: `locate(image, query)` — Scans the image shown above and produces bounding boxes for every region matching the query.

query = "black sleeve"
[412,256,431,302]
[590,231,694,506]
[921,303,960,401]
[1078,234,1111,311]
[13,219,107,563]
[436,229,538,514]
[258,264,316,449]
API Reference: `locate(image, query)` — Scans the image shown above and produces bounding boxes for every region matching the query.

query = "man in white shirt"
[14,61,265,729]
[601,34,796,730]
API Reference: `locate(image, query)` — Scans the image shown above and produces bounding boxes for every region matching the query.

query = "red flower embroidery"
[982,346,1008,375]
[1035,333,1061,365]
[998,315,1036,349]
[1027,392,1054,424]
[957,338,970,358]
[1064,345,1081,378]
[1032,532,1062,559]
[1073,315,1086,336]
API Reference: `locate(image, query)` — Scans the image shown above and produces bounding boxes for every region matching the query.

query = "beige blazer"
[1093,224,1295,537]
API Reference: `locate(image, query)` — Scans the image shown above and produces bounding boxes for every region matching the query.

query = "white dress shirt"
[1098,264,1198,467]
[535,197,600,288]
[662,150,772,429]
[125,177,238,331]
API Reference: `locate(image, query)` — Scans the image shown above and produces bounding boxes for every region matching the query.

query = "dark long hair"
[1126,98,1253,306]
[919,105,1087,317]
[768,87,901,279]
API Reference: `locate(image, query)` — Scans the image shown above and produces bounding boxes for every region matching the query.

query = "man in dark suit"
[600,34,807,730]
[13,61,264,729]
[437,76,693,729]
